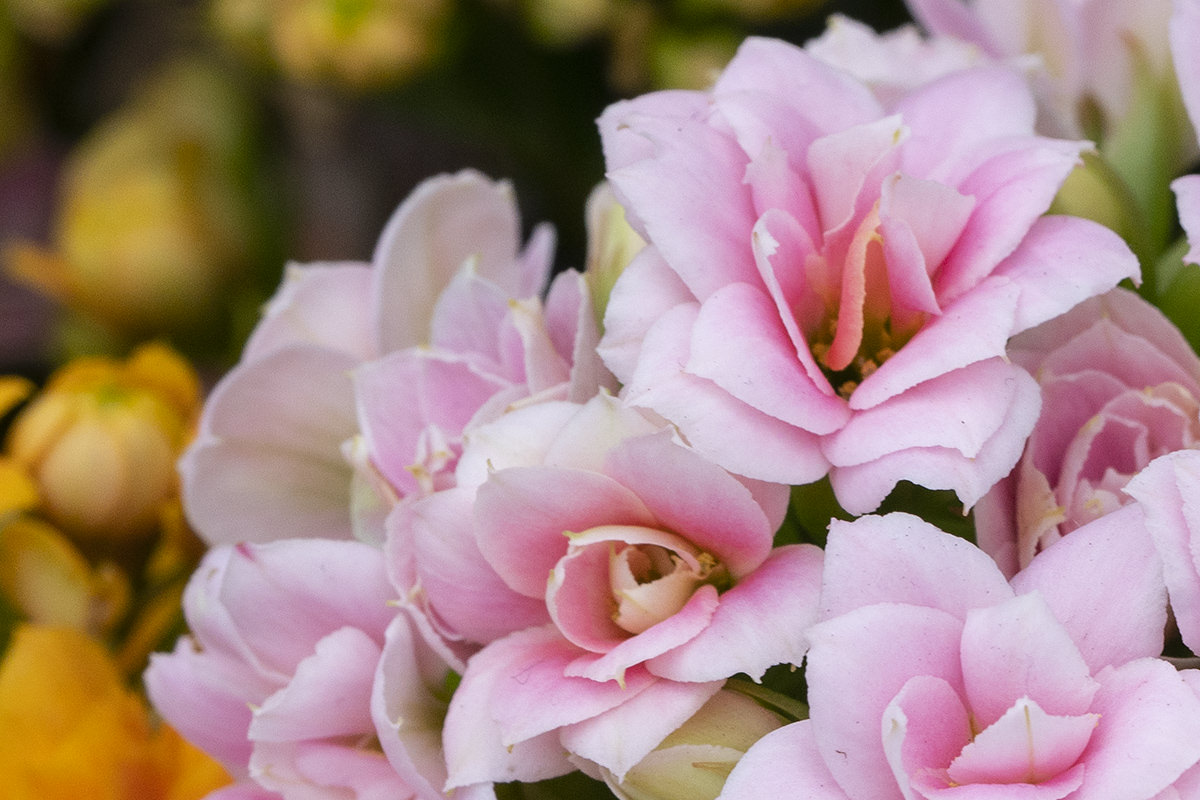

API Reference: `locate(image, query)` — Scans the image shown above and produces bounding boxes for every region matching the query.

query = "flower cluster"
[147,3,1200,799]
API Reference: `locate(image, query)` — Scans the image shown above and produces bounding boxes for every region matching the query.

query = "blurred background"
[0,0,913,380]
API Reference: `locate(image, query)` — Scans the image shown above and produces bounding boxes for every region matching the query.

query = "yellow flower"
[0,624,230,800]
[5,344,200,546]
[213,0,449,89]
[5,60,260,339]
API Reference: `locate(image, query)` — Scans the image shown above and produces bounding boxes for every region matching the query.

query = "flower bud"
[584,182,646,325]
[6,60,261,339]
[603,686,788,800]
[5,344,199,545]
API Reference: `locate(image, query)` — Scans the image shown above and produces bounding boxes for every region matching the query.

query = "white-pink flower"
[390,395,824,790]
[144,539,421,798]
[720,510,1192,800]
[181,170,610,546]
[598,37,1137,514]
[975,288,1200,575]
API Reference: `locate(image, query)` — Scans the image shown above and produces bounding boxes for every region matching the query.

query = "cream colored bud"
[584,182,646,326]
[603,687,788,800]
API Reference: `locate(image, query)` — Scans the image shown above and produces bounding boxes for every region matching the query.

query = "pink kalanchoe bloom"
[181,170,610,546]
[906,0,1180,141]
[391,395,824,791]
[144,539,474,800]
[598,38,1137,514]
[720,510,1193,800]
[975,287,1200,576]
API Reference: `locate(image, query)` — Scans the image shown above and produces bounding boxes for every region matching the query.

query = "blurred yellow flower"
[212,0,450,89]
[6,60,261,340]
[5,343,200,546]
[0,624,230,800]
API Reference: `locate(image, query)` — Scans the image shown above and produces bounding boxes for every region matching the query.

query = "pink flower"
[391,395,824,790]
[144,539,467,800]
[720,510,1193,800]
[182,170,610,546]
[907,0,1181,143]
[598,37,1137,514]
[975,288,1200,575]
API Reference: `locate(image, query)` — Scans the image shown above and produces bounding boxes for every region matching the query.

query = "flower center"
[608,543,726,635]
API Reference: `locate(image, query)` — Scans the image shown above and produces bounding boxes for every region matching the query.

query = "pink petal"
[806,604,965,800]
[182,346,359,544]
[597,249,694,384]
[904,0,1006,56]
[474,466,657,598]
[399,488,551,644]
[1174,175,1200,266]
[242,263,375,362]
[1011,503,1167,672]
[250,740,410,800]
[370,612,455,800]
[829,361,1040,514]
[712,37,884,175]
[218,540,394,676]
[249,626,381,742]
[604,117,759,301]
[1074,658,1200,800]
[474,626,657,745]
[721,721,853,800]
[933,138,1086,305]
[427,271,512,365]
[647,544,824,682]
[879,174,975,314]
[947,698,1096,787]
[372,171,537,351]
[355,350,508,495]
[821,513,1013,621]
[959,594,1098,729]
[559,678,723,780]
[1171,0,1200,144]
[880,675,972,789]
[828,358,1034,466]
[806,115,905,238]
[994,215,1140,336]
[563,585,719,684]
[892,66,1037,184]
[687,282,851,435]
[602,432,780,575]
[543,270,618,402]
[144,642,256,774]
[442,629,601,788]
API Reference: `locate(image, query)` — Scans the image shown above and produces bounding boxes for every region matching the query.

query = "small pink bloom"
[395,396,823,788]
[721,510,1186,800]
[975,287,1200,575]
[144,539,467,800]
[182,171,611,545]
[598,38,1137,515]
[907,0,1181,144]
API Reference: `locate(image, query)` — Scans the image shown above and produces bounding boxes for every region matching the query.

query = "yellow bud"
[6,60,260,337]
[5,345,199,544]
[0,624,231,800]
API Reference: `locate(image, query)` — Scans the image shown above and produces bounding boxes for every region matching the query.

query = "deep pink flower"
[975,288,1200,575]
[720,510,1191,800]
[389,395,823,790]
[144,539,471,800]
[181,170,610,545]
[598,38,1137,514]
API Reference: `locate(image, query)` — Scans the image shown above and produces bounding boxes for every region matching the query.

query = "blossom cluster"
[147,2,1200,799]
